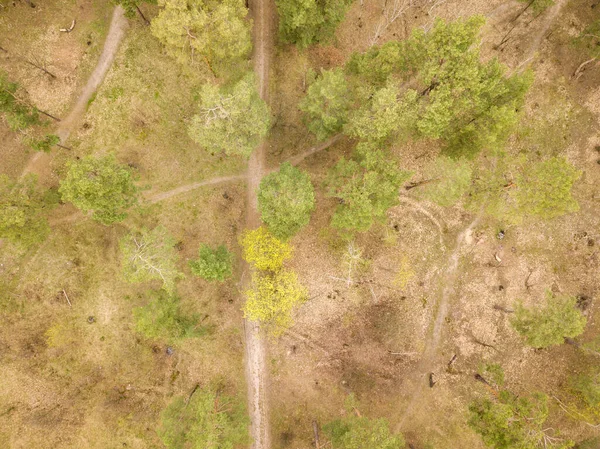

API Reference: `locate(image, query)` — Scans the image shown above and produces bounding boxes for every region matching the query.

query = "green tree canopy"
[159,386,249,449]
[345,83,417,148]
[258,162,315,240]
[120,226,183,293]
[305,17,531,158]
[513,157,581,219]
[0,174,52,246]
[276,0,353,47]
[299,68,351,140]
[188,74,270,157]
[244,269,307,334]
[59,154,138,225]
[326,149,410,232]
[151,0,251,73]
[134,290,207,342]
[189,244,233,281]
[323,395,405,449]
[469,390,573,449]
[510,292,587,349]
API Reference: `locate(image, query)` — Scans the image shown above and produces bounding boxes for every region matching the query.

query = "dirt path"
[519,0,569,68]
[19,6,128,181]
[243,0,274,447]
[145,175,246,204]
[397,211,482,429]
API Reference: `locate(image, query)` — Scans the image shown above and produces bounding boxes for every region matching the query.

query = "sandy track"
[146,175,246,204]
[242,0,274,447]
[19,6,128,180]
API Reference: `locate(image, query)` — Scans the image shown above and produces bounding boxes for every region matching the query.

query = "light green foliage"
[299,68,351,140]
[244,270,307,335]
[346,84,417,148]
[574,20,600,59]
[120,226,183,293]
[511,292,587,348]
[479,363,505,388]
[514,157,580,219]
[416,156,473,207]
[27,134,60,152]
[134,291,207,341]
[469,390,573,449]
[159,387,249,449]
[258,162,315,240]
[345,40,405,85]
[344,17,531,158]
[326,150,411,232]
[407,18,531,157]
[59,154,138,225]
[569,369,600,423]
[0,71,39,131]
[189,244,233,281]
[151,0,251,72]
[276,0,352,47]
[518,0,554,13]
[188,74,270,157]
[0,174,51,246]
[323,395,405,449]
[241,226,292,272]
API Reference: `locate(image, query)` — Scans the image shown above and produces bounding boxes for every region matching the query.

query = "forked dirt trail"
[397,212,482,428]
[396,0,569,429]
[244,0,274,447]
[19,6,128,180]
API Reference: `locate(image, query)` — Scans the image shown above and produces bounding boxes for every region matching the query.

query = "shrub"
[513,157,581,219]
[159,386,249,448]
[468,390,573,449]
[0,174,52,246]
[134,291,207,342]
[189,244,233,281]
[323,395,405,449]
[510,292,587,348]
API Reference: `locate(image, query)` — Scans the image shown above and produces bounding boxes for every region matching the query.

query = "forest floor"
[19,5,128,182]
[1,0,600,448]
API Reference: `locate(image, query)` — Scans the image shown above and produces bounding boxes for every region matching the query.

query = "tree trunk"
[25,59,56,79]
[37,108,60,122]
[312,421,320,449]
[135,4,150,25]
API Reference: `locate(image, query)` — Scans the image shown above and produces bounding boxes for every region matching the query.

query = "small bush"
[189,244,233,282]
[134,291,208,342]
[159,386,249,449]
[510,292,587,348]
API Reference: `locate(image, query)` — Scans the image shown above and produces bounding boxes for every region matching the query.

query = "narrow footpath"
[243,0,275,447]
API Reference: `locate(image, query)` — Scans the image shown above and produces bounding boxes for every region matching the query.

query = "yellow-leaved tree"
[241,226,306,334]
